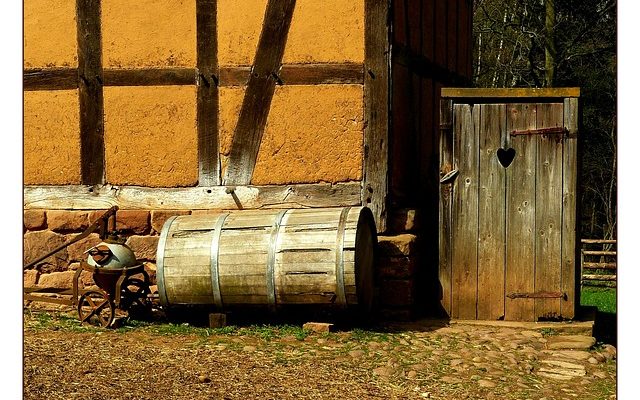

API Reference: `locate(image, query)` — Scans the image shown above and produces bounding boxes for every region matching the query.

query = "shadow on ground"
[593,311,617,346]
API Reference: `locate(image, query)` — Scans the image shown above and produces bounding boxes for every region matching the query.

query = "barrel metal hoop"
[156,215,179,306]
[210,213,230,310]
[335,206,351,307]
[267,209,288,311]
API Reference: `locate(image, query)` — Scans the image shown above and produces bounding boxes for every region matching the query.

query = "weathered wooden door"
[439,90,579,321]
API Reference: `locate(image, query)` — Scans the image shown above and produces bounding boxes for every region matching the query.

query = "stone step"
[545,335,597,350]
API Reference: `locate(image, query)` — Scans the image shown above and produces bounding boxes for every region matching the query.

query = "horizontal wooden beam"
[582,274,617,281]
[103,68,196,86]
[581,239,617,244]
[219,64,363,86]
[441,87,581,99]
[24,64,364,90]
[582,250,616,257]
[23,182,362,210]
[582,262,617,270]
[23,68,79,91]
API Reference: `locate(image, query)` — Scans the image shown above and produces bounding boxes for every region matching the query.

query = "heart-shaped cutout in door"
[497,147,516,168]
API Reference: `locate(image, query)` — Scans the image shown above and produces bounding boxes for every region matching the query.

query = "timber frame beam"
[23,182,362,211]
[23,64,364,90]
[25,1,390,231]
[76,0,104,185]
[363,0,391,233]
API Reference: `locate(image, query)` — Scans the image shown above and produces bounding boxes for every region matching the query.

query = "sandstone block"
[88,209,117,224]
[144,262,157,285]
[151,210,191,233]
[126,236,160,261]
[379,280,414,306]
[389,208,421,233]
[24,210,47,231]
[24,270,40,287]
[47,210,89,232]
[23,230,69,273]
[80,270,95,287]
[546,335,596,350]
[37,271,76,289]
[116,210,150,234]
[602,344,616,360]
[377,234,418,256]
[303,322,335,333]
[377,256,417,279]
[67,233,102,262]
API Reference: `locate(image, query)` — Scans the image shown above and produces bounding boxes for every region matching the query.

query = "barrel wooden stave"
[157,206,375,312]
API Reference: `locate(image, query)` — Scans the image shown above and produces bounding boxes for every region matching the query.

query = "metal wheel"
[119,278,151,319]
[77,290,115,328]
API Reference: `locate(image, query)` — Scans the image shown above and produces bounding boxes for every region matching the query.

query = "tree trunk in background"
[544,0,556,87]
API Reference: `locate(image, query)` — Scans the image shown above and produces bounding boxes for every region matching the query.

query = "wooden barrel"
[156,206,376,313]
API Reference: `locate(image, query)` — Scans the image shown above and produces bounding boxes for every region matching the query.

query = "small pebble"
[198,375,211,383]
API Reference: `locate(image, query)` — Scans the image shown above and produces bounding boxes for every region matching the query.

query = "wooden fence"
[581,239,617,288]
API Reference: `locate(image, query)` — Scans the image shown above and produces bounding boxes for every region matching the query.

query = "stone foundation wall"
[375,209,421,320]
[23,209,189,291]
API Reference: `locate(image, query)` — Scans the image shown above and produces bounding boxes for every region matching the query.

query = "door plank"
[477,104,506,320]
[561,97,579,318]
[505,103,537,321]
[439,99,453,316]
[451,103,479,319]
[534,103,564,319]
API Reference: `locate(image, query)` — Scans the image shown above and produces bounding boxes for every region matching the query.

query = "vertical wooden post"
[561,97,579,318]
[76,0,104,184]
[438,98,453,316]
[364,0,390,233]
[196,0,220,186]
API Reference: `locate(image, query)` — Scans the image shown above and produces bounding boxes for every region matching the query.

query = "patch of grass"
[581,287,616,314]
[25,311,104,333]
[586,375,616,400]
[540,328,558,337]
[349,329,391,343]
[148,322,209,336]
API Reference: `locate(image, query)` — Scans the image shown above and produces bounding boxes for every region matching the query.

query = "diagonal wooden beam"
[223,0,297,185]
[76,0,105,184]
[196,0,220,186]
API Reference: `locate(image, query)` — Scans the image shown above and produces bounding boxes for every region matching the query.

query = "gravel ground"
[23,307,616,400]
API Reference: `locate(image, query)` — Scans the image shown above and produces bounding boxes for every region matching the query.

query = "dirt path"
[23,310,616,400]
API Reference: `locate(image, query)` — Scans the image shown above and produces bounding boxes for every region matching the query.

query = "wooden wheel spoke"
[78,291,114,328]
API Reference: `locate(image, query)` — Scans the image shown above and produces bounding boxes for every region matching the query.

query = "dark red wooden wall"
[389,0,473,314]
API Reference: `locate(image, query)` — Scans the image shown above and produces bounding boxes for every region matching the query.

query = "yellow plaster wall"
[24,0,78,68]
[218,0,364,66]
[24,90,82,184]
[220,85,364,185]
[103,86,198,187]
[101,0,196,68]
